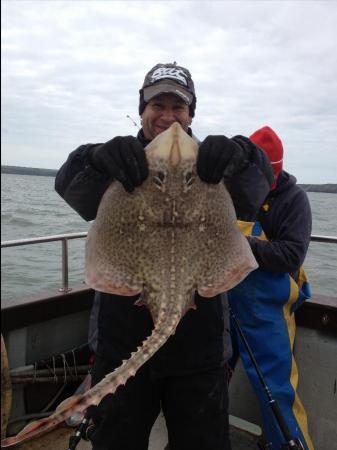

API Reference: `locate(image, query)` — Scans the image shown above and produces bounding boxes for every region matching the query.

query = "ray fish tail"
[1,304,181,448]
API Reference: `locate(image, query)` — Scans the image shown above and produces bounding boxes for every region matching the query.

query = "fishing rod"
[229,306,305,450]
[126,114,140,129]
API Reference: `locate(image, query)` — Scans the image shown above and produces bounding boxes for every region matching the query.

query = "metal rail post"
[59,238,71,293]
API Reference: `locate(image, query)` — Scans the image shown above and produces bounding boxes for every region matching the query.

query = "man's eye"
[175,105,187,112]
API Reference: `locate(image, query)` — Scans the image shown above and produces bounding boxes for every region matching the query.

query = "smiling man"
[140,94,191,139]
[139,64,194,139]
[55,62,273,450]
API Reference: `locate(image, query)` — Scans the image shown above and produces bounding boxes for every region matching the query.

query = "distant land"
[2,165,58,177]
[299,184,337,194]
[2,165,337,193]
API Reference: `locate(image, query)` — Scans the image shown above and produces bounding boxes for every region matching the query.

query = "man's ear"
[188,117,193,125]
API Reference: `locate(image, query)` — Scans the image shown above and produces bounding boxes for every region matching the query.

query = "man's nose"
[161,109,176,122]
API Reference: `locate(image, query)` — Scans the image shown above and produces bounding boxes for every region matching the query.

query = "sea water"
[1,174,336,301]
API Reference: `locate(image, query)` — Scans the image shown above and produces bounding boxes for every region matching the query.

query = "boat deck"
[12,412,261,449]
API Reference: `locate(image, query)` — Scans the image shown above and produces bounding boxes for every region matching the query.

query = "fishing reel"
[67,412,96,450]
[281,437,305,450]
[261,437,305,450]
[262,435,305,450]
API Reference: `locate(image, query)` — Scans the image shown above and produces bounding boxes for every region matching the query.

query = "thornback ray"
[1,122,258,447]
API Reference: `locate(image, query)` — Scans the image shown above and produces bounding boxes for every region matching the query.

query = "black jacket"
[247,171,312,275]
[55,128,273,376]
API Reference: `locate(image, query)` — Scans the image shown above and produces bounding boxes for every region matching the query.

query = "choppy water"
[1,174,89,300]
[1,174,336,300]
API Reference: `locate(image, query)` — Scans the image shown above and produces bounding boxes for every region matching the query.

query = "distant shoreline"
[2,165,58,177]
[2,165,337,193]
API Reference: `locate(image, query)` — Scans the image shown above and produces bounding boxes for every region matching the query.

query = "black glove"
[197,135,244,184]
[89,136,149,192]
[83,396,115,442]
[85,405,103,426]
[82,405,104,442]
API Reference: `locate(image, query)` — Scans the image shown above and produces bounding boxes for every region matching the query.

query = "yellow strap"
[237,220,267,240]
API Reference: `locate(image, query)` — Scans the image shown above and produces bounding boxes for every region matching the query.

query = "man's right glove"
[197,135,245,184]
[89,136,149,192]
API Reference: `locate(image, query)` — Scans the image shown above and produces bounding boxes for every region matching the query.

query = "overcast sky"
[2,0,337,183]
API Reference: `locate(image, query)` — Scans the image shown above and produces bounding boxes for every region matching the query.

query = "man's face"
[141,93,192,140]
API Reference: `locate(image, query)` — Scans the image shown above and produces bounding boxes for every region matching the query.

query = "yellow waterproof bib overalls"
[228,219,314,450]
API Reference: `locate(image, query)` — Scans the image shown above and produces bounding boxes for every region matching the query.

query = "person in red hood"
[228,126,314,449]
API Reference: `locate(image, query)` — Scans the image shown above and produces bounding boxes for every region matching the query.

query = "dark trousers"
[90,358,231,450]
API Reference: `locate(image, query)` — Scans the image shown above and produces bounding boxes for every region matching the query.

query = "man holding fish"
[55,63,274,450]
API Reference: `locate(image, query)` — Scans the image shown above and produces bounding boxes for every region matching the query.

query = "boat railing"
[1,233,337,293]
[1,232,87,293]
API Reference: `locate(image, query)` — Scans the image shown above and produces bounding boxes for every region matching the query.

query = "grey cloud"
[2,0,337,182]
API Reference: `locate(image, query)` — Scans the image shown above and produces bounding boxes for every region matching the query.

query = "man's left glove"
[89,136,149,193]
[197,135,244,183]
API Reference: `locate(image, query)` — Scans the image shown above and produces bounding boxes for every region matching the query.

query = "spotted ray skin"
[1,123,257,448]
